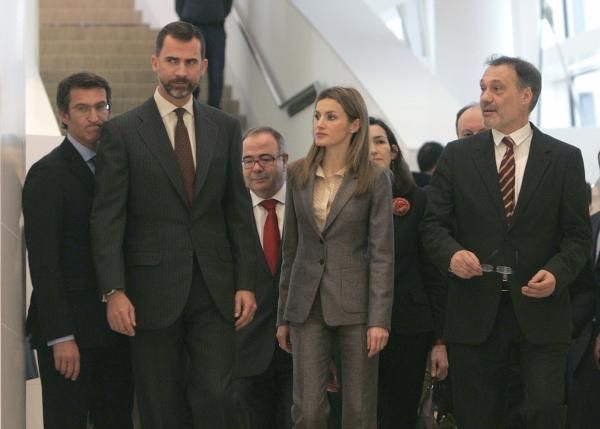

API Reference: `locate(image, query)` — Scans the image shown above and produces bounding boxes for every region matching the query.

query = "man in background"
[23,72,133,429]
[456,102,486,138]
[412,140,443,187]
[234,126,293,429]
[176,0,232,108]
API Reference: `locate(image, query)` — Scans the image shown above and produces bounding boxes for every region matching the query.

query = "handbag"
[416,371,458,429]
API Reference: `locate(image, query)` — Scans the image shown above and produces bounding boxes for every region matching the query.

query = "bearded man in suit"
[91,21,256,429]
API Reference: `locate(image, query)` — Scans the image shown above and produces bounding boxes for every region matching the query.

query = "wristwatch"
[101,288,122,303]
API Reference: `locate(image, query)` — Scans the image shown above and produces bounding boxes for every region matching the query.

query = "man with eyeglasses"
[90,21,256,429]
[23,72,133,429]
[233,126,293,429]
[421,56,591,429]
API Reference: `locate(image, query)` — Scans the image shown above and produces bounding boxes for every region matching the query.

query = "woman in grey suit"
[276,87,394,429]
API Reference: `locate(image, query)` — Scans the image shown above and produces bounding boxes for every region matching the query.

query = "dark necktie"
[88,155,96,174]
[260,199,280,275]
[174,108,195,203]
[499,136,516,223]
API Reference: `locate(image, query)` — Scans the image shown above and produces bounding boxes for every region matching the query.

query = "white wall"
[135,0,178,29]
[0,0,27,426]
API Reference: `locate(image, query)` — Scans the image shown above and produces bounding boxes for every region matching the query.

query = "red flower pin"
[392,197,410,216]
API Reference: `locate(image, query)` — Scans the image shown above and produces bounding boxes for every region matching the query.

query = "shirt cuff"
[47,335,75,346]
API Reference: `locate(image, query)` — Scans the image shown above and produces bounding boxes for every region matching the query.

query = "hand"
[106,290,136,336]
[594,333,600,369]
[367,326,389,358]
[234,290,257,331]
[276,325,292,353]
[449,250,482,279]
[430,344,449,380]
[53,340,80,381]
[521,269,556,298]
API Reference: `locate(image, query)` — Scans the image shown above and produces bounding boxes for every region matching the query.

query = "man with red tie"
[421,56,591,429]
[234,126,293,429]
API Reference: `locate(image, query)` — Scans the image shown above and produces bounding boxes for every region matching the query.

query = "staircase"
[39,0,241,122]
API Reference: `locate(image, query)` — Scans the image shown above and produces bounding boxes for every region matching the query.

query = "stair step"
[41,69,157,84]
[40,25,156,41]
[40,40,155,55]
[40,8,143,25]
[40,0,134,8]
[41,54,150,70]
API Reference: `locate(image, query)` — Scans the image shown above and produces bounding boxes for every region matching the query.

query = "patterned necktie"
[499,136,516,223]
[174,108,195,203]
[260,199,281,275]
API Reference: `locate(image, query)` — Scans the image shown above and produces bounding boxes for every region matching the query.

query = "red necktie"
[499,136,516,223]
[260,199,280,275]
[174,108,195,203]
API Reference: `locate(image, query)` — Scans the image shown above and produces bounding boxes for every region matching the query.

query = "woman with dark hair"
[369,117,448,429]
[276,88,394,429]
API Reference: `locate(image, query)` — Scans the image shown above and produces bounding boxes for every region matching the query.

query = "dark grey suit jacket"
[277,164,394,329]
[91,97,255,329]
[421,125,591,345]
[234,207,283,378]
[24,139,117,348]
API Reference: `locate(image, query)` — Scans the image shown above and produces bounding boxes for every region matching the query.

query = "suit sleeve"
[90,122,129,294]
[223,118,256,292]
[543,147,592,292]
[277,178,298,326]
[23,163,75,343]
[367,169,395,329]
[420,142,464,272]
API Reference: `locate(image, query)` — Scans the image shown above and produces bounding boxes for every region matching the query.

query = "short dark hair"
[243,126,287,154]
[455,102,479,136]
[56,72,112,128]
[417,141,444,173]
[486,55,542,112]
[155,21,205,58]
[369,117,416,196]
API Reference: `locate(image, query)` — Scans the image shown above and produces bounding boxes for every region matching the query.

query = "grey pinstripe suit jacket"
[277,163,394,329]
[91,97,256,329]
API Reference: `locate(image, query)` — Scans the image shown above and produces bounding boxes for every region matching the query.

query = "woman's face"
[313,98,359,150]
[369,124,396,168]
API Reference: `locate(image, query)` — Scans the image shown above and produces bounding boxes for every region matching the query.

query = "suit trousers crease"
[449,294,568,429]
[37,338,133,429]
[129,260,234,429]
[289,296,378,429]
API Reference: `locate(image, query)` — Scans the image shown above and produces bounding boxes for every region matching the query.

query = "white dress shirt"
[491,122,533,204]
[153,88,197,167]
[250,184,286,248]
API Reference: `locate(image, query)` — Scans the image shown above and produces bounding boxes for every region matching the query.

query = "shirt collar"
[153,87,194,119]
[67,133,96,162]
[492,122,532,148]
[315,165,346,179]
[250,183,286,208]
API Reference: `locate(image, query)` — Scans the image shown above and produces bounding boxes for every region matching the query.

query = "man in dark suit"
[23,72,133,429]
[176,0,232,108]
[421,56,591,429]
[90,22,257,429]
[233,126,293,428]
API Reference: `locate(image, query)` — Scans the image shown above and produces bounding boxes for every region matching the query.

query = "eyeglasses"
[241,154,282,169]
[71,103,111,115]
[481,249,514,281]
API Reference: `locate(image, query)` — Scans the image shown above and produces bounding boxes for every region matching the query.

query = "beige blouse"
[313,165,346,231]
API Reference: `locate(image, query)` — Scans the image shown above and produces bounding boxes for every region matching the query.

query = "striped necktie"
[499,136,516,223]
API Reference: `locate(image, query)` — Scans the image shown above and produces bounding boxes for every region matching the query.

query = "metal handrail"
[231,5,318,116]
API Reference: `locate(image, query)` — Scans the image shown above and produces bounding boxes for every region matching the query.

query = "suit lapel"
[323,173,357,233]
[192,101,218,199]
[60,138,94,194]
[471,132,506,222]
[510,126,552,227]
[135,98,189,205]
[299,172,323,237]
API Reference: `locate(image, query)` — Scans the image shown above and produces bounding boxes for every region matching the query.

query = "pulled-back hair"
[289,86,375,194]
